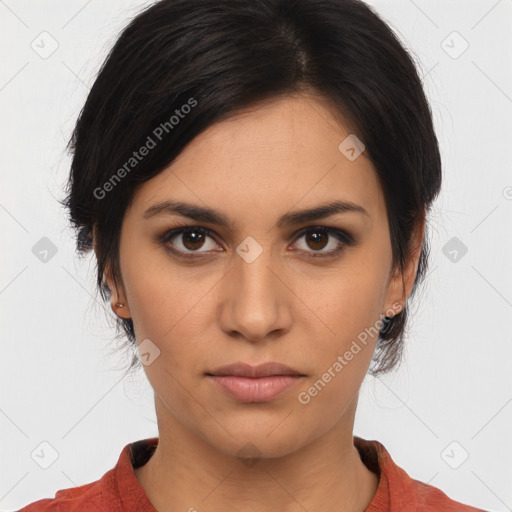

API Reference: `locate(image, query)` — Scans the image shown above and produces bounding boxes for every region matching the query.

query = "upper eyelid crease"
[143,199,369,229]
[160,225,354,256]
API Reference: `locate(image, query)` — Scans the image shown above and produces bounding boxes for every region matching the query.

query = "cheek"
[122,246,188,335]
[122,263,170,341]
[294,279,380,420]
[122,254,217,369]
[303,260,388,343]
[291,254,390,404]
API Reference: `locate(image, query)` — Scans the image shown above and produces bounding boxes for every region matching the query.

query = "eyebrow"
[143,199,369,228]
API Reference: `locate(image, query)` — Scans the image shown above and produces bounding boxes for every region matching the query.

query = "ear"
[383,212,425,315]
[93,224,131,319]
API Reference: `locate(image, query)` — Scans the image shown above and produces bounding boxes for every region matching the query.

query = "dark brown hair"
[62,0,442,376]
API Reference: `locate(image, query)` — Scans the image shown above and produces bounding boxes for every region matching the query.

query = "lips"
[206,362,304,378]
[206,362,305,403]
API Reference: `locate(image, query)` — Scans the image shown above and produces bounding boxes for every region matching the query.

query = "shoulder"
[17,449,120,511]
[16,480,104,512]
[354,436,487,512]
[16,438,158,512]
[408,477,488,511]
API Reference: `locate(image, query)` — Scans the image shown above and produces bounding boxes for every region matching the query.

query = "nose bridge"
[236,236,280,306]
[237,241,276,296]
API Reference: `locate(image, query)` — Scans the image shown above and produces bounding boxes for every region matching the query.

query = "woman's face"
[110,93,416,459]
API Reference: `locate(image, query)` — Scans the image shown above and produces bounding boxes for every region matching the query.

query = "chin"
[202,419,311,462]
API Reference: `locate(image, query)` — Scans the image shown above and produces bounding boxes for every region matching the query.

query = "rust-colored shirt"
[18,436,485,511]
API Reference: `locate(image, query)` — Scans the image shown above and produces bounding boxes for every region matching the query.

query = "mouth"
[205,362,306,403]
[206,361,305,378]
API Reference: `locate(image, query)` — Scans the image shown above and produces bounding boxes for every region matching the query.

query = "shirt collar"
[106,435,420,510]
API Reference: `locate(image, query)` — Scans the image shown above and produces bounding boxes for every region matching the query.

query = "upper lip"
[207,362,304,378]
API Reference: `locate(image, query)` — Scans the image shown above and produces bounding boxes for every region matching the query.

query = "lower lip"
[208,375,303,403]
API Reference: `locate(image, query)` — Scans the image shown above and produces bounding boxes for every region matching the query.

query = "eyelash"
[158,225,356,261]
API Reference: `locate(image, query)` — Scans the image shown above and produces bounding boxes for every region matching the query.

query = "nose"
[217,245,292,343]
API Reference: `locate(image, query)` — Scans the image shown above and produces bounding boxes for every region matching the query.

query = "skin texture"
[100,93,424,511]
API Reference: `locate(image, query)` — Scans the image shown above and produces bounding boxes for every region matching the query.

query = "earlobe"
[383,265,406,316]
[105,271,131,319]
[107,275,131,318]
[384,213,425,315]
[94,227,131,319]
[111,300,131,319]
[402,213,426,300]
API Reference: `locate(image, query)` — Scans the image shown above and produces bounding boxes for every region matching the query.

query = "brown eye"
[304,230,329,251]
[160,227,220,255]
[292,227,354,257]
[159,225,355,261]
[181,230,206,251]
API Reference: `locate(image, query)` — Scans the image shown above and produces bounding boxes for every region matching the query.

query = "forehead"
[128,94,386,227]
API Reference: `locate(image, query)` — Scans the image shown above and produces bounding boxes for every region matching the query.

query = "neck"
[135,396,379,512]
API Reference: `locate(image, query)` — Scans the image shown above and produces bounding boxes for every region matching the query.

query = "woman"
[19,0,485,510]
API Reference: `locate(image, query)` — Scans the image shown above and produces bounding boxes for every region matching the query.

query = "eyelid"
[158,226,220,251]
[158,225,356,259]
[291,225,355,245]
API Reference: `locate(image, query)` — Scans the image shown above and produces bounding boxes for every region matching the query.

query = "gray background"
[1,0,511,510]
